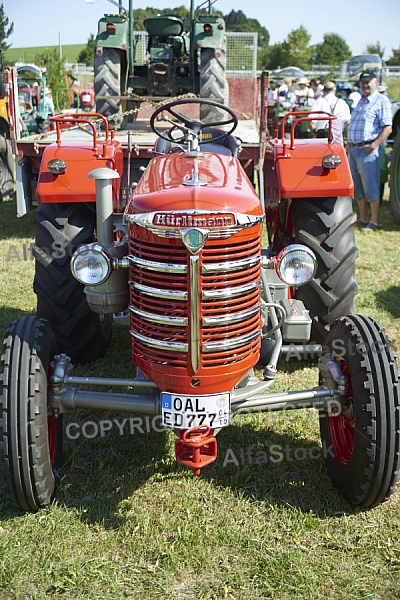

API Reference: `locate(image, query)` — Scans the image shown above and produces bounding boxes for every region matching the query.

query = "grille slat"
[129,226,261,369]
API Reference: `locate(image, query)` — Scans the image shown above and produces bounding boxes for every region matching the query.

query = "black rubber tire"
[319,315,400,507]
[0,135,15,201]
[199,48,228,123]
[389,131,400,225]
[0,317,63,512]
[32,203,112,363]
[292,197,358,341]
[94,47,121,118]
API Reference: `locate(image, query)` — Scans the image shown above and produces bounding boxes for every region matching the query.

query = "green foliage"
[366,42,385,58]
[133,6,190,31]
[224,10,269,57]
[262,43,284,70]
[313,33,351,66]
[34,48,69,111]
[76,34,96,66]
[279,26,314,70]
[0,3,13,53]
[387,47,400,66]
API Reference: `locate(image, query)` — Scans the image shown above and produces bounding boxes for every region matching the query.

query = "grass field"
[4,45,87,66]
[0,189,400,599]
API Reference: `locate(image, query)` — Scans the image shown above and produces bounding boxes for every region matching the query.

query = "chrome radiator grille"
[129,232,261,371]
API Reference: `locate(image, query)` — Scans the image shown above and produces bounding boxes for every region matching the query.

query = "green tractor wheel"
[390,131,400,225]
[94,47,121,119]
[199,48,228,123]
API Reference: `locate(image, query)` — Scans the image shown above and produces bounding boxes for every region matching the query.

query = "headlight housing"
[47,158,66,174]
[322,154,341,169]
[276,244,316,287]
[71,243,112,285]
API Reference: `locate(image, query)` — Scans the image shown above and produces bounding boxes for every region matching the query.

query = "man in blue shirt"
[347,69,392,231]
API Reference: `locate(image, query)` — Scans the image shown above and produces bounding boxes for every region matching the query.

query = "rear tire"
[319,315,400,507]
[389,132,400,225]
[33,203,112,363]
[200,48,228,123]
[0,135,14,201]
[0,317,63,512]
[293,196,358,341]
[94,47,121,119]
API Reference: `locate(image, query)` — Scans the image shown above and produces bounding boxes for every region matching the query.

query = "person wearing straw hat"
[294,77,314,106]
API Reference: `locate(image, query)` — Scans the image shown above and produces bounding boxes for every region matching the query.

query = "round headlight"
[276,244,316,287]
[71,244,112,285]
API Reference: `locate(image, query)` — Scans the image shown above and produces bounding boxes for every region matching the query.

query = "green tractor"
[389,105,400,224]
[94,0,228,124]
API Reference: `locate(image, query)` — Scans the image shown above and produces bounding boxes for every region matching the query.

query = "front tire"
[33,203,112,363]
[319,315,400,507]
[0,317,63,512]
[293,197,358,341]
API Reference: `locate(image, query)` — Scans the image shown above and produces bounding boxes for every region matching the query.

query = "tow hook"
[175,425,218,475]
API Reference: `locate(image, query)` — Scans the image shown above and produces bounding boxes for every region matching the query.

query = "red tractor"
[1,99,399,512]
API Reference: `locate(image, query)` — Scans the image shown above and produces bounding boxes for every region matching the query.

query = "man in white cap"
[347,69,392,231]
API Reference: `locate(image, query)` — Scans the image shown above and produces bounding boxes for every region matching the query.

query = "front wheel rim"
[47,415,59,466]
[328,359,355,465]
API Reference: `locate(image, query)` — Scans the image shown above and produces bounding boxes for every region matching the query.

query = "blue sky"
[4,0,400,60]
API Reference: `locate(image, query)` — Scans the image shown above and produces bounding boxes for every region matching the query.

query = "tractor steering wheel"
[150,98,238,145]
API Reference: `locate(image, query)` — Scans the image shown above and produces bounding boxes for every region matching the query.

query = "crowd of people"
[271,69,392,232]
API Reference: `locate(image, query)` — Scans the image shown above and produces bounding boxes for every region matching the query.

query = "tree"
[262,43,284,70]
[134,6,190,30]
[386,47,400,66]
[279,26,314,70]
[365,42,385,58]
[0,3,13,52]
[313,33,351,66]
[77,34,96,66]
[34,48,69,111]
[224,9,270,67]
[224,9,269,42]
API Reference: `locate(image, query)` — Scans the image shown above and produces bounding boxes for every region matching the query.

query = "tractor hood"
[125,152,263,217]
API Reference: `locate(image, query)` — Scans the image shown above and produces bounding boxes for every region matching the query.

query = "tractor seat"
[155,127,239,157]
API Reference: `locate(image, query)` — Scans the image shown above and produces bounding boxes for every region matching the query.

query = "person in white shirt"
[308,82,351,144]
[348,85,361,112]
[294,77,314,106]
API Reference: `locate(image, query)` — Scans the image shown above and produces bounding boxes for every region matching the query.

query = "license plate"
[161,392,231,430]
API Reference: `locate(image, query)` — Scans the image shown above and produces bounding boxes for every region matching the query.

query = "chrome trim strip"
[203,281,260,300]
[131,330,188,352]
[129,255,187,274]
[203,329,261,353]
[189,255,200,373]
[126,211,264,228]
[203,306,260,326]
[131,282,187,301]
[202,255,260,273]
[130,306,188,326]
[127,229,245,240]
